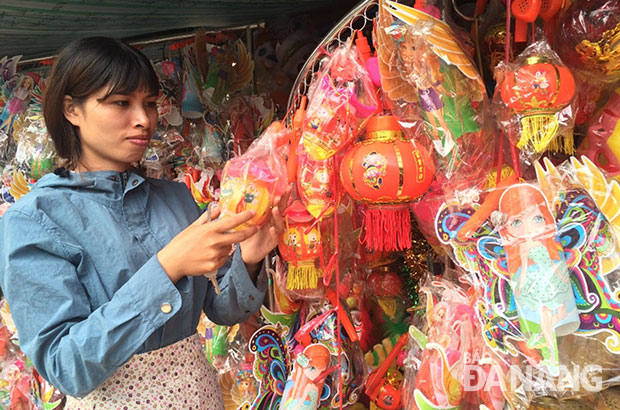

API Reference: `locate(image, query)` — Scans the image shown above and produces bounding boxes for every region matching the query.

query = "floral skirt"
[64,333,223,410]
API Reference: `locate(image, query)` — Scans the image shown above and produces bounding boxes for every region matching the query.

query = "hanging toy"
[499,41,576,154]
[218,121,289,231]
[301,42,379,161]
[376,0,488,184]
[296,152,338,219]
[368,267,404,320]
[577,88,620,179]
[339,115,434,252]
[278,200,324,294]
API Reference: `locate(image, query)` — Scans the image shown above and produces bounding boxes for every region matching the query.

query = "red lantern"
[278,200,324,292]
[500,59,575,153]
[339,115,434,251]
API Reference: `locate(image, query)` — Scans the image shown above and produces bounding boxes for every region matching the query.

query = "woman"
[0,37,286,408]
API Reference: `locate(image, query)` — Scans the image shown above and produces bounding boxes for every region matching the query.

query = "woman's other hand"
[157,207,258,283]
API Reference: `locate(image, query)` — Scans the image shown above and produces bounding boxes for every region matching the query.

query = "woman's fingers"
[193,204,221,225]
[218,225,259,245]
[271,205,286,234]
[214,210,255,232]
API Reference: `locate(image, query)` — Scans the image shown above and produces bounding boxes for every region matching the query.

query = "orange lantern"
[278,200,324,291]
[219,159,278,231]
[500,59,575,153]
[339,115,434,251]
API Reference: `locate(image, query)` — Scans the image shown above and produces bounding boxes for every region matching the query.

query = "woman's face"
[66,87,158,172]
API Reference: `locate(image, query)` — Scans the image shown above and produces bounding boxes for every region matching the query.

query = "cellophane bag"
[375,0,492,186]
[434,156,620,408]
[495,40,577,162]
[402,277,507,410]
[300,42,378,161]
[218,121,289,231]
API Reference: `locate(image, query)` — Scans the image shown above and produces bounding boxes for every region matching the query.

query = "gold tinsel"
[402,226,434,306]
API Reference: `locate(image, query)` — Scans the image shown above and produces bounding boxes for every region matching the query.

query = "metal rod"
[18,22,264,65]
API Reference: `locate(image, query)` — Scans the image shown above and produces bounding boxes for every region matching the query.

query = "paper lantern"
[278,200,323,291]
[500,59,575,152]
[219,159,275,231]
[339,115,434,251]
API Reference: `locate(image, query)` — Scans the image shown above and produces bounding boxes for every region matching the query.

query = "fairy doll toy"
[497,184,580,372]
[376,0,488,182]
[0,75,34,132]
[393,28,455,157]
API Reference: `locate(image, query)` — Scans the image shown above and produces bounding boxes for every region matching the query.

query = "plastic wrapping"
[577,87,620,180]
[376,0,490,184]
[402,279,507,410]
[554,0,620,84]
[300,42,379,161]
[496,40,576,159]
[278,200,325,294]
[435,156,620,408]
[248,296,365,409]
[218,121,289,231]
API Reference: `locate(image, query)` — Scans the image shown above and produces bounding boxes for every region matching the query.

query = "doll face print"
[303,362,324,382]
[399,37,418,68]
[66,87,158,172]
[505,209,548,239]
[20,76,33,91]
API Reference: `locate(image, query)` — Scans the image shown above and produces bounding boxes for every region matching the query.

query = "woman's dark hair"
[43,37,159,167]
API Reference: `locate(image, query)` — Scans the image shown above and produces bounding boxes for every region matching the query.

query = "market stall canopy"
[0,0,354,61]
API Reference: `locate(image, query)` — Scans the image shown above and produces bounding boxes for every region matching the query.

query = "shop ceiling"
[0,0,359,61]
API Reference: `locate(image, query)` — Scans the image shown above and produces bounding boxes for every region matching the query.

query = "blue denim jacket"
[0,169,266,397]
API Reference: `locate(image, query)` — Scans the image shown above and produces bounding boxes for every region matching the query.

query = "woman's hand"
[239,187,291,275]
[158,207,258,283]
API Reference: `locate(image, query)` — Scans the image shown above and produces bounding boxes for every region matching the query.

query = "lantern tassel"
[517,114,559,152]
[547,131,575,155]
[286,263,323,290]
[363,207,412,252]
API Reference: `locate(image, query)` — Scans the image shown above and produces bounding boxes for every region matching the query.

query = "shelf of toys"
[2,0,620,409]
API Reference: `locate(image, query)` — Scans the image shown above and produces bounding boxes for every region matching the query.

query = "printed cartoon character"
[497,184,580,372]
[280,343,331,410]
[285,229,300,247]
[305,230,319,254]
[362,151,387,190]
[231,364,258,406]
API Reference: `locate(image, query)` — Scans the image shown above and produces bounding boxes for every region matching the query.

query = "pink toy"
[578,88,620,177]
